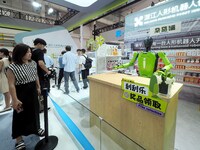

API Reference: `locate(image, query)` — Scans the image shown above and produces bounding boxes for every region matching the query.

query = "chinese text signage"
[125,0,200,33]
[149,22,181,36]
[133,35,200,50]
[121,78,168,116]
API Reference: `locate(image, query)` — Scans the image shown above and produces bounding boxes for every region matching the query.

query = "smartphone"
[17,104,23,113]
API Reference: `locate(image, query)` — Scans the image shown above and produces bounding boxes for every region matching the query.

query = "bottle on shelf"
[107,61,111,70]
[112,48,118,55]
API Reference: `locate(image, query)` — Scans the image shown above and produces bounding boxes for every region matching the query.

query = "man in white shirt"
[43,48,54,92]
[62,46,80,94]
[79,49,89,89]
[76,49,82,82]
[43,48,54,68]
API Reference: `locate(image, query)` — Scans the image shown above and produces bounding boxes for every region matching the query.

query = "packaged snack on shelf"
[184,77,190,82]
[192,73,198,77]
[186,59,191,63]
[193,78,199,84]
[190,77,194,83]
[192,50,197,56]
[185,72,190,76]
[197,50,200,56]
[190,58,195,63]
[187,51,192,56]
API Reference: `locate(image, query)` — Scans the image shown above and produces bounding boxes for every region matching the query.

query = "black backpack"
[83,55,93,69]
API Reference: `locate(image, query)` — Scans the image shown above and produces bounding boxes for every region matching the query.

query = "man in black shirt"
[31,38,51,112]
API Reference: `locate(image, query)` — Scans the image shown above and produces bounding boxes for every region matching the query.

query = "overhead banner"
[121,78,168,116]
[133,35,200,50]
[149,22,181,36]
[125,0,200,40]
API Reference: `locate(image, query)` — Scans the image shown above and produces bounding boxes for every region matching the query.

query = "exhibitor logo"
[133,0,200,27]
[134,16,144,27]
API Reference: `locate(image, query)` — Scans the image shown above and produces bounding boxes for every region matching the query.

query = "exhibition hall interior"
[0,0,200,150]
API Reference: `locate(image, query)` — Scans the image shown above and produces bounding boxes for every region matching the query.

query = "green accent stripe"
[0,24,33,31]
[67,0,128,31]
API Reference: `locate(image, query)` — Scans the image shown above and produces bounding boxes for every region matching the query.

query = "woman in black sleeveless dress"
[6,44,45,150]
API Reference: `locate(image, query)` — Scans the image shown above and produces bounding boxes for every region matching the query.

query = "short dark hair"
[0,48,11,62]
[61,51,66,55]
[81,49,86,53]
[33,38,47,46]
[43,48,47,53]
[12,43,30,64]
[0,48,9,56]
[65,46,71,51]
[77,49,81,52]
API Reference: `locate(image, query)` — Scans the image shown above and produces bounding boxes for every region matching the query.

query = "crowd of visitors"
[0,38,91,150]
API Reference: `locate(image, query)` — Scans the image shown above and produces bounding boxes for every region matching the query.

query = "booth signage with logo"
[125,0,200,32]
[121,78,168,116]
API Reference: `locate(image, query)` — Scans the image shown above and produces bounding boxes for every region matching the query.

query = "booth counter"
[88,72,183,150]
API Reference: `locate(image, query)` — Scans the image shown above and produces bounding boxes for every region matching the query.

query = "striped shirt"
[8,61,38,85]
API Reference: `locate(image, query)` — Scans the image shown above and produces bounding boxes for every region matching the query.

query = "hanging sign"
[121,78,168,116]
[149,22,181,36]
[133,35,200,50]
[125,0,200,40]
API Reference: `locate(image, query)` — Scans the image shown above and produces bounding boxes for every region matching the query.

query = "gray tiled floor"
[0,82,200,150]
[52,84,200,150]
[175,99,200,150]
[50,83,200,150]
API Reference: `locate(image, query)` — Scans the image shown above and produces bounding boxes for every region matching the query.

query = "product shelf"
[175,62,200,65]
[171,68,200,72]
[184,76,200,79]
[161,49,200,87]
[167,56,200,58]
[106,55,122,57]
[180,82,200,88]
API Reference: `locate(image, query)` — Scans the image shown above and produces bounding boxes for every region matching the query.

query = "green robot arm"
[158,52,173,71]
[114,52,138,69]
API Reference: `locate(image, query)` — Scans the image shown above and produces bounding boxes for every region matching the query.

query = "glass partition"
[49,91,144,150]
[101,120,144,150]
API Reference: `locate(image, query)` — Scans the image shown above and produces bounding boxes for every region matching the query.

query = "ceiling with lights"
[0,0,165,32]
[0,0,129,30]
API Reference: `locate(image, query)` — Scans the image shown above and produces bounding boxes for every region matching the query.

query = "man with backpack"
[79,49,92,89]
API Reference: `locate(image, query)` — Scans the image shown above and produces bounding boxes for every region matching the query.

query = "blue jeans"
[64,71,80,93]
[0,93,3,104]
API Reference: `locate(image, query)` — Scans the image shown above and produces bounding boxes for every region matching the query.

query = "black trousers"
[81,69,89,80]
[38,77,50,111]
[58,68,64,85]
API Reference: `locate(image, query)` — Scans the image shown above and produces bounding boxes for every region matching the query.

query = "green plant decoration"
[149,70,176,97]
[86,38,94,50]
[86,35,105,51]
[96,35,105,46]
[155,70,176,81]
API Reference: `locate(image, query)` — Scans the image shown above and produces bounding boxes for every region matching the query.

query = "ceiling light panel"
[32,1,41,8]
[48,8,54,14]
[64,0,98,7]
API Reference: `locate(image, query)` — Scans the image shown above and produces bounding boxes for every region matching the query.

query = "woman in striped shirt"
[6,43,44,150]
